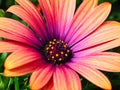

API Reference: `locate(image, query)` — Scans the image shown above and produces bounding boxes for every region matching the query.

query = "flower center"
[44,39,72,65]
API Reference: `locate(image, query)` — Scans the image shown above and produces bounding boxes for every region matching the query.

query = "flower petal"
[72,21,120,52]
[65,0,98,42]
[58,0,76,39]
[74,38,120,57]
[4,59,41,76]
[0,40,29,53]
[16,0,47,41]
[39,0,76,39]
[73,52,120,72]
[38,0,54,38]
[7,5,47,41]
[4,48,43,70]
[0,18,41,48]
[40,78,54,90]
[30,64,53,90]
[0,30,40,48]
[53,66,81,90]
[4,49,44,76]
[68,2,111,45]
[67,62,111,89]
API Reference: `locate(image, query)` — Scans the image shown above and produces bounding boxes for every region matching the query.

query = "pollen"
[56,54,59,57]
[65,53,68,57]
[59,58,62,61]
[51,47,54,49]
[50,51,52,54]
[44,39,72,65]
[52,56,54,59]
[61,52,64,55]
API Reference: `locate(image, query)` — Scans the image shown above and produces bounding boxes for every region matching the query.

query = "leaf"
[0,9,5,17]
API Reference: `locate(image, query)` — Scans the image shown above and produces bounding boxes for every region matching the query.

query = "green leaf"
[0,75,10,90]
[0,53,8,67]
[0,9,5,17]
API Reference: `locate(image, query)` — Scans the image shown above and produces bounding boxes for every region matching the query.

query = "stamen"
[44,39,72,65]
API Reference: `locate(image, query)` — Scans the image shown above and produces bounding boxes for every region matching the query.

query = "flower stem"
[14,77,19,90]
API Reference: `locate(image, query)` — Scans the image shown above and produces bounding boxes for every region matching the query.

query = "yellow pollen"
[59,58,62,61]
[45,39,71,64]
[61,41,64,43]
[57,41,59,43]
[52,42,55,44]
[50,51,52,54]
[65,53,68,57]
[67,50,70,52]
[53,39,56,41]
[52,56,54,59]
[61,52,64,55]
[64,45,67,48]
[46,47,49,50]
[56,54,59,57]
[51,47,54,49]
[49,41,52,44]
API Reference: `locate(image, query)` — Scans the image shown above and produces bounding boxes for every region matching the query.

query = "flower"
[0,0,120,89]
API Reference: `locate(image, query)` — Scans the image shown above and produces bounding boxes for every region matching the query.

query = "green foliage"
[99,0,117,3]
[0,9,5,17]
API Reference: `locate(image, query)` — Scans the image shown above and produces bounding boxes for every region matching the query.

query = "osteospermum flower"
[0,0,120,89]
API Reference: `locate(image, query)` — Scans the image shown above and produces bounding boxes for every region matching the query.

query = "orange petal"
[0,30,41,48]
[37,4,41,11]
[53,66,81,90]
[0,40,28,53]
[4,59,41,76]
[16,0,47,40]
[4,48,43,70]
[74,52,120,72]
[67,62,112,90]
[38,0,55,38]
[58,0,76,39]
[40,78,54,90]
[68,2,111,45]
[74,38,120,57]
[7,5,46,41]
[30,64,53,90]
[0,18,40,48]
[72,21,120,52]
[39,0,76,39]
[65,0,98,42]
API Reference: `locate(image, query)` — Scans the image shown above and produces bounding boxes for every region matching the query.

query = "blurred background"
[0,0,120,90]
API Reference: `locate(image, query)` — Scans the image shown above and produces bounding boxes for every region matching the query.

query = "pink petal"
[30,64,53,90]
[16,0,47,41]
[67,62,112,89]
[53,66,81,90]
[68,2,111,45]
[7,5,47,41]
[0,40,29,53]
[38,0,54,38]
[39,0,76,39]
[73,52,120,72]
[4,48,43,70]
[0,30,40,48]
[58,0,76,39]
[74,38,120,57]
[72,21,120,52]
[0,18,41,48]
[65,0,98,42]
[40,78,54,90]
